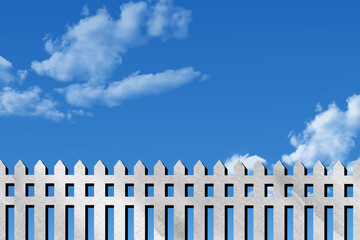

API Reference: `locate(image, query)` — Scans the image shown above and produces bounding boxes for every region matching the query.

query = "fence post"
[274,160,286,240]
[0,160,7,240]
[293,161,306,240]
[34,160,47,240]
[134,160,147,239]
[54,160,67,240]
[333,161,345,240]
[74,160,87,240]
[94,160,107,239]
[234,160,246,240]
[114,160,127,240]
[313,161,326,240]
[253,161,266,240]
[213,160,226,239]
[354,161,360,240]
[194,160,206,240]
[154,160,166,240]
[173,160,186,240]
[14,160,27,240]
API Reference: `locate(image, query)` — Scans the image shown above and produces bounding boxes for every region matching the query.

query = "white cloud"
[58,67,202,107]
[147,0,191,39]
[282,94,360,168]
[31,0,192,83]
[17,70,28,82]
[81,5,90,16]
[315,102,322,112]
[66,109,93,120]
[0,56,12,68]
[0,1,199,121]
[224,153,267,174]
[200,74,211,82]
[0,87,65,121]
[0,56,27,84]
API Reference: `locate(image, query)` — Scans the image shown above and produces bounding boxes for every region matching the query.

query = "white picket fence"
[0,159,359,239]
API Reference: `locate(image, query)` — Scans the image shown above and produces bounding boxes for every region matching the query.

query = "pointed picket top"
[114,160,127,175]
[15,160,28,175]
[234,161,247,176]
[35,160,48,175]
[294,161,307,176]
[54,160,68,175]
[74,160,88,175]
[194,160,207,175]
[274,161,287,176]
[94,160,108,175]
[333,161,346,177]
[214,160,227,176]
[313,161,327,176]
[254,160,267,176]
[154,160,167,175]
[0,160,8,175]
[134,160,147,175]
[174,160,187,175]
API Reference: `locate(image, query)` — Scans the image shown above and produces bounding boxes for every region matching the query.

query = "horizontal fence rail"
[0,159,359,239]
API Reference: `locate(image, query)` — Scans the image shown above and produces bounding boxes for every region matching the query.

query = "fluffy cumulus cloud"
[0,0,200,121]
[0,87,65,121]
[0,56,13,83]
[224,153,267,174]
[282,94,360,168]
[0,56,27,84]
[31,0,192,83]
[58,67,202,107]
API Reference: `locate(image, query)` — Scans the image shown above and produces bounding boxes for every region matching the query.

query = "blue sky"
[1,0,360,174]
